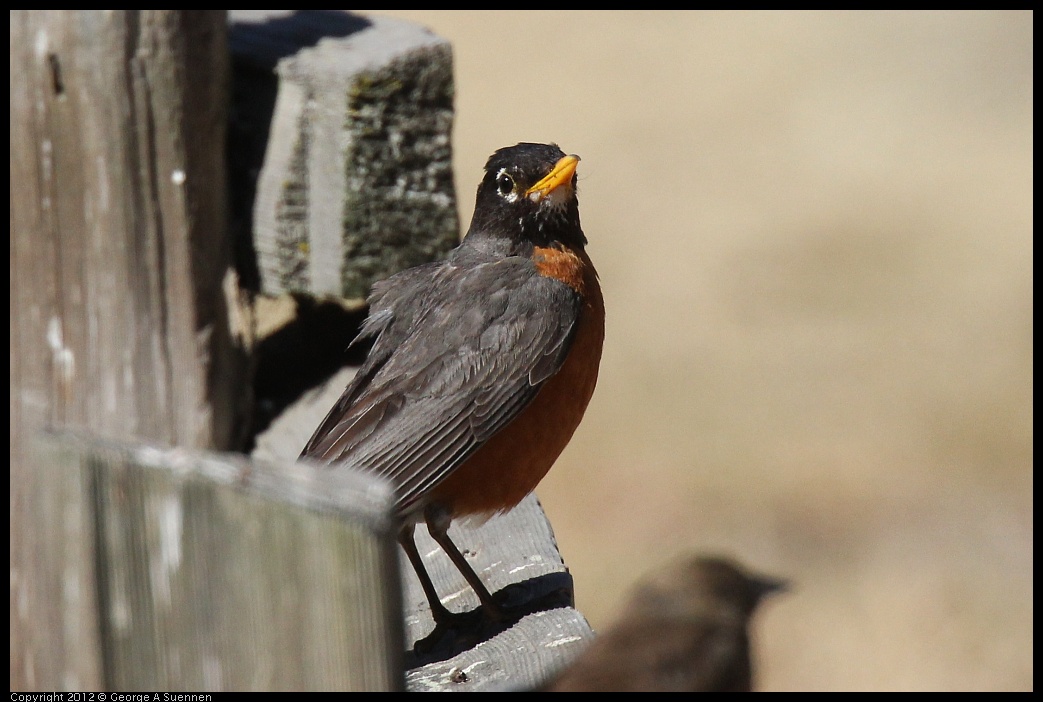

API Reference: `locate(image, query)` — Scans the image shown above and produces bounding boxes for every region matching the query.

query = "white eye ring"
[495,169,515,197]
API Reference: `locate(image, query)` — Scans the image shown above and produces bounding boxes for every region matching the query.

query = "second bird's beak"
[526,154,580,202]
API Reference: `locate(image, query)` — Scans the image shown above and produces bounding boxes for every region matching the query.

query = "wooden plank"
[405,608,592,692]
[36,429,404,691]
[401,494,581,648]
[402,494,595,691]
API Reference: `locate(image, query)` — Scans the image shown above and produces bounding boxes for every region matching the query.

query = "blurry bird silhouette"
[542,555,786,692]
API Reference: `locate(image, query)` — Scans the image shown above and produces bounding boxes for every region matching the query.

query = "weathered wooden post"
[34,431,403,691]
[10,10,247,689]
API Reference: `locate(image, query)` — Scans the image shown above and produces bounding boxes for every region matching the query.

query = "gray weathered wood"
[232,11,460,301]
[406,608,592,692]
[403,494,595,691]
[10,10,246,690]
[36,430,404,691]
[402,494,580,645]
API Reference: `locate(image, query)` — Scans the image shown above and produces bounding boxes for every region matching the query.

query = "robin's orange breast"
[427,244,605,518]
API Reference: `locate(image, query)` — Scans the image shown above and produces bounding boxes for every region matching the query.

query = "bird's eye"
[496,173,515,196]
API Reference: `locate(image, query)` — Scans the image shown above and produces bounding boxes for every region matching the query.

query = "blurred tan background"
[357,11,1032,691]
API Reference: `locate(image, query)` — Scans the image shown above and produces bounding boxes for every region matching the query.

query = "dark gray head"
[466,142,585,251]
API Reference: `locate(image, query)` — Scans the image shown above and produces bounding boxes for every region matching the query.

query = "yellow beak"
[525,154,580,201]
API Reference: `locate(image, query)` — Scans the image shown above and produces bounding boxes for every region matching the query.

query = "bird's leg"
[398,523,456,627]
[425,505,507,622]
[401,518,495,655]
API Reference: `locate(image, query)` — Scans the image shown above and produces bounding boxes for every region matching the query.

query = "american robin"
[542,556,786,692]
[300,142,604,646]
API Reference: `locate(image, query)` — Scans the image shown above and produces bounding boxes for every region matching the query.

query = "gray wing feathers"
[299,256,581,513]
